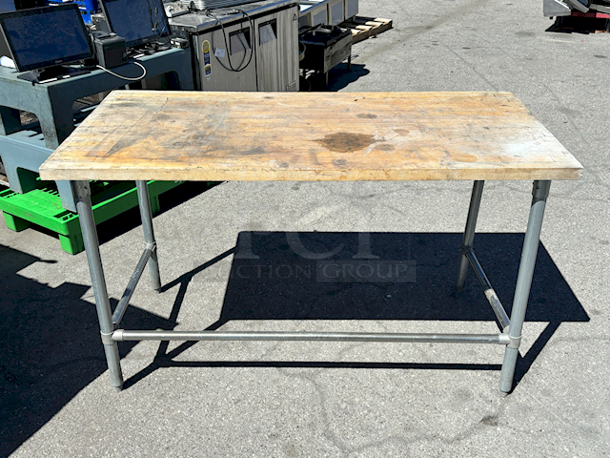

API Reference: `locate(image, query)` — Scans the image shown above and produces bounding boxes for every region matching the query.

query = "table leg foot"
[104,341,124,391]
[499,346,519,394]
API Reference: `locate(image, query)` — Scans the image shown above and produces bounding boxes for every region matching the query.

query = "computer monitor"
[0,3,93,75]
[100,0,171,48]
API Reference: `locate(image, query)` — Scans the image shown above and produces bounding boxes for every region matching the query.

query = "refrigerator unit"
[170,1,299,92]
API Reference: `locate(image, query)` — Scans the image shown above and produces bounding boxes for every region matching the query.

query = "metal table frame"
[72,178,551,395]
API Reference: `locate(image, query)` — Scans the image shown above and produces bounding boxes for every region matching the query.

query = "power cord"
[235,7,259,91]
[205,8,254,74]
[96,61,147,82]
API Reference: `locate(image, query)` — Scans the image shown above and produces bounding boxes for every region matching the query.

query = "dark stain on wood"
[189,131,212,143]
[377,143,395,152]
[115,102,141,108]
[356,113,377,119]
[316,132,374,153]
[241,146,267,156]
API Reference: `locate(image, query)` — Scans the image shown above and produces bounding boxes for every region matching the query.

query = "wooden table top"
[39,91,582,182]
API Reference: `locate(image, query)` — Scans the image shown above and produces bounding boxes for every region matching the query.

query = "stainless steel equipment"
[170,1,299,92]
[298,1,327,29]
[298,0,358,28]
[345,0,358,20]
[190,0,260,8]
[327,0,344,25]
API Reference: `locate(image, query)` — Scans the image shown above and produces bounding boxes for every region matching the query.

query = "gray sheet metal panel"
[255,5,299,91]
[170,0,297,33]
[298,1,329,28]
[298,0,358,27]
[192,20,259,91]
[345,0,358,19]
[328,0,344,25]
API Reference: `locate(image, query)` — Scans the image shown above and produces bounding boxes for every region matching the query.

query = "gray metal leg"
[456,180,485,292]
[136,180,161,292]
[499,180,551,394]
[73,181,124,391]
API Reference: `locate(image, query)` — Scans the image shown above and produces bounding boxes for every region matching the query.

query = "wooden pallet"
[340,16,393,44]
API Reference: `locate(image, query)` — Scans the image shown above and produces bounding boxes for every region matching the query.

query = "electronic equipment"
[12,0,48,10]
[100,0,171,48]
[91,12,110,33]
[0,3,93,82]
[93,32,127,68]
[170,37,189,49]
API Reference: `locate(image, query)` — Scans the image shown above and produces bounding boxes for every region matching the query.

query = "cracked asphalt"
[1,0,609,456]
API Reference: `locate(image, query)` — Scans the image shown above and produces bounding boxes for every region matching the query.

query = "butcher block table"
[39,91,582,394]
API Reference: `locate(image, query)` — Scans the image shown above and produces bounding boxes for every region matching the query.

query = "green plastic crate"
[0,180,182,254]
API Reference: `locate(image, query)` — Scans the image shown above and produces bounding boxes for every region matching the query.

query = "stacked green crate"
[0,180,182,254]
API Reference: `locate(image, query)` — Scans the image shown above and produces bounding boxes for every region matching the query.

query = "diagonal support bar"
[464,250,511,331]
[456,180,485,292]
[112,247,153,327]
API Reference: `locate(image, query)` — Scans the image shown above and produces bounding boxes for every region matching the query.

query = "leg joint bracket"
[101,330,115,345]
[507,334,521,349]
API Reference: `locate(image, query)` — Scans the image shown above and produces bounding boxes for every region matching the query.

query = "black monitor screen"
[101,0,171,48]
[0,4,92,72]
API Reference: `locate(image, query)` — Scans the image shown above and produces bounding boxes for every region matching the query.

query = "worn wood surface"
[39,91,582,182]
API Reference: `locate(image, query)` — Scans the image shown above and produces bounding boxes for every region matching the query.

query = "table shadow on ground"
[130,232,588,390]
[0,244,175,457]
